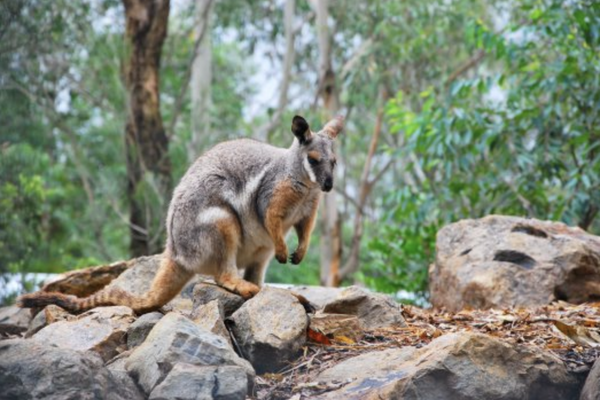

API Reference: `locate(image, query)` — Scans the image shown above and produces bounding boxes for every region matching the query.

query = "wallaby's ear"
[321,115,344,139]
[292,115,312,145]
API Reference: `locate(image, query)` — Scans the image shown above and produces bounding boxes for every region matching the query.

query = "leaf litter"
[251,301,600,399]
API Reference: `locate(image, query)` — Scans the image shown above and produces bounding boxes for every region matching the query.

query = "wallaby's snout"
[323,176,333,192]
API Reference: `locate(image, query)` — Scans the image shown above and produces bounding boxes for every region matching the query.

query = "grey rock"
[0,305,31,328]
[125,312,254,395]
[26,304,74,337]
[581,357,600,400]
[192,282,244,317]
[315,332,582,400]
[0,338,143,400]
[190,299,232,346]
[229,286,308,373]
[127,311,163,348]
[430,215,600,311]
[106,255,200,310]
[322,286,406,329]
[149,363,247,400]
[288,285,344,309]
[33,306,135,362]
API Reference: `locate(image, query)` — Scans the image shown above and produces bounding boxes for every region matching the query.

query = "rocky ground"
[1,215,600,400]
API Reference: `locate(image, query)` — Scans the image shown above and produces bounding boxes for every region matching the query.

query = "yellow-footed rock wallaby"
[18,115,344,314]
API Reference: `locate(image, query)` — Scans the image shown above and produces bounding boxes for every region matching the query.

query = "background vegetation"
[1,0,598,304]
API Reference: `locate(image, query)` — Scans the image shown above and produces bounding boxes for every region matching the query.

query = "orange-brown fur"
[18,257,193,314]
[265,179,306,263]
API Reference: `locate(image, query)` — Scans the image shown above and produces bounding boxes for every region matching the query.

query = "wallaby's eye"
[331,159,337,168]
[307,157,319,166]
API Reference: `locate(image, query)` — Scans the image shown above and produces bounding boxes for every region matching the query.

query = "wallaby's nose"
[323,177,333,192]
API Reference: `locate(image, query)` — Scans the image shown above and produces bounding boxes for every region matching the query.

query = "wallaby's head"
[291,115,344,192]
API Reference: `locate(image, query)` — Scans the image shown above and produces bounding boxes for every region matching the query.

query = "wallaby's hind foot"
[216,273,260,299]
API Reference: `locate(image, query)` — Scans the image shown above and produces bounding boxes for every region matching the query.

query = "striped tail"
[17,257,193,314]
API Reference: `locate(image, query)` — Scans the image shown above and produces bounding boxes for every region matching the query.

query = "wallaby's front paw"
[290,250,304,265]
[275,248,288,264]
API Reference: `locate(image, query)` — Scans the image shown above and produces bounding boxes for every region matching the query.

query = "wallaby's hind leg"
[211,219,260,299]
[133,257,194,314]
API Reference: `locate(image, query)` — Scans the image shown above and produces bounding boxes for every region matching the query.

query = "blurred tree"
[122,0,172,256]
[376,0,600,301]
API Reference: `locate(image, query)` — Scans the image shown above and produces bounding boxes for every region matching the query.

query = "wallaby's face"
[291,115,344,192]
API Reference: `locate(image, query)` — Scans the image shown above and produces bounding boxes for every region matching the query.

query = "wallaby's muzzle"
[323,177,333,192]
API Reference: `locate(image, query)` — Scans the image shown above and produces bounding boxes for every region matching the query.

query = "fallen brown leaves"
[252,301,600,399]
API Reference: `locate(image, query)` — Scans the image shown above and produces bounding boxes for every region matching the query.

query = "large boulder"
[0,338,143,400]
[430,215,600,311]
[314,332,582,400]
[32,306,135,362]
[125,312,254,396]
[322,286,406,329]
[229,287,309,373]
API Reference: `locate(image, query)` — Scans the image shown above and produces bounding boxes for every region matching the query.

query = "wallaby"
[18,115,344,314]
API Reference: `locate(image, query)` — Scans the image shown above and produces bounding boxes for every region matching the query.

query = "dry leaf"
[333,335,355,345]
[552,320,600,348]
[307,327,332,345]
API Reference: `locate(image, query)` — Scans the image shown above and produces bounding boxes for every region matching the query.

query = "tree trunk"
[188,0,214,163]
[122,0,172,257]
[312,0,342,287]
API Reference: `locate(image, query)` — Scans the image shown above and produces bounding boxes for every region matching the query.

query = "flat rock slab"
[149,363,247,400]
[33,306,135,362]
[0,338,143,400]
[322,286,406,329]
[315,332,582,400]
[229,287,309,373]
[430,215,600,311]
[125,312,254,395]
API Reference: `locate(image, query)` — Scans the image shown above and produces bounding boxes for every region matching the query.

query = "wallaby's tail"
[17,257,193,314]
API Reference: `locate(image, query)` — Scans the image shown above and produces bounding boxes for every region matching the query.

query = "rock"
[314,332,582,400]
[106,255,199,310]
[322,286,406,329]
[105,352,144,400]
[190,299,232,346]
[126,311,163,348]
[288,285,344,309]
[33,306,135,362]
[581,357,600,400]
[125,312,254,395]
[26,304,74,337]
[430,215,600,311]
[229,287,308,373]
[41,260,129,298]
[0,305,31,328]
[192,282,244,317]
[149,363,247,400]
[0,338,143,400]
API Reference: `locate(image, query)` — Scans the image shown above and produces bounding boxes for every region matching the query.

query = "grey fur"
[165,116,342,286]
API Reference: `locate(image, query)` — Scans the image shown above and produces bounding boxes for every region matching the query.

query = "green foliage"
[373,0,600,301]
